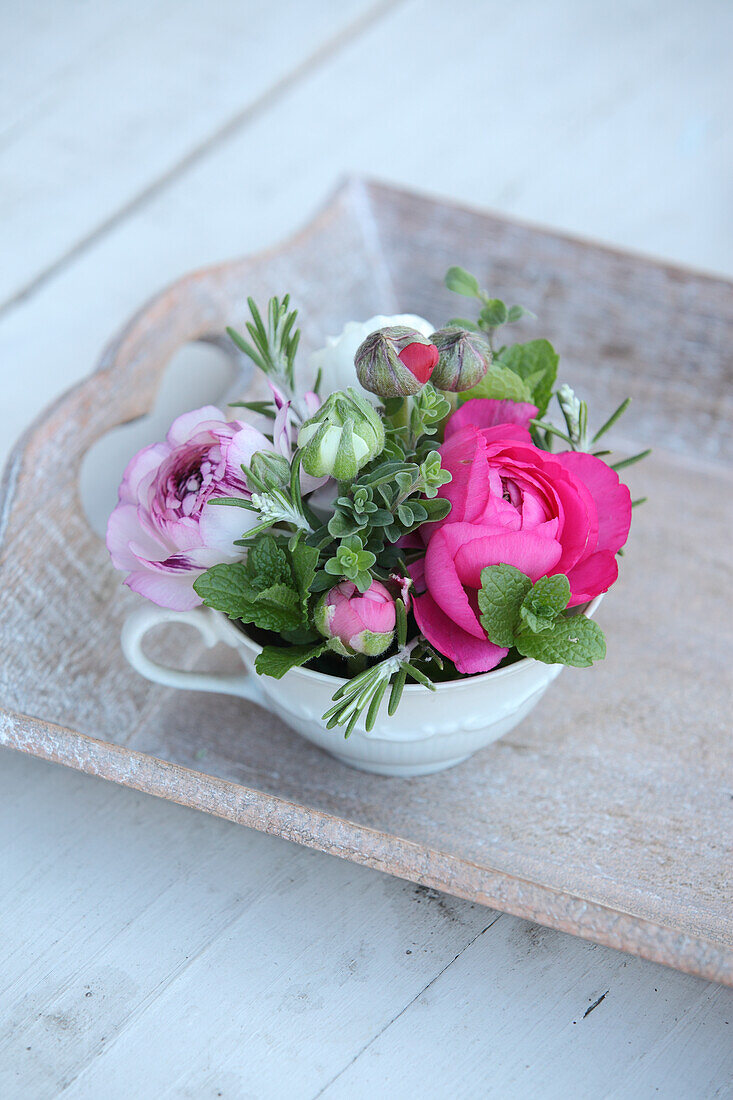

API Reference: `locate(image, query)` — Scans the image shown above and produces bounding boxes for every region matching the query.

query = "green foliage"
[458,362,533,404]
[193,535,312,634]
[322,638,437,736]
[444,267,535,350]
[496,339,558,416]
[515,616,606,667]
[323,534,376,593]
[408,383,452,443]
[227,296,300,392]
[479,299,508,327]
[476,564,533,647]
[255,641,328,679]
[478,565,606,667]
[445,266,481,297]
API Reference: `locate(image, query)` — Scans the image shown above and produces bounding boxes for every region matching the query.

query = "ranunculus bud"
[355,326,439,398]
[429,327,492,391]
[297,388,385,479]
[314,580,396,657]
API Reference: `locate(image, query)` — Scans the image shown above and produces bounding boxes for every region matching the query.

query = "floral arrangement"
[108,268,647,735]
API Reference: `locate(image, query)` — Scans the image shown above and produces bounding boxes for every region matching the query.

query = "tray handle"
[121,605,266,705]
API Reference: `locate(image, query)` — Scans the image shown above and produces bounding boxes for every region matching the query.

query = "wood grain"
[1,179,732,985]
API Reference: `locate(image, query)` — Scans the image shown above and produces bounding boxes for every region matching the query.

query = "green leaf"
[255,642,327,679]
[592,397,631,442]
[523,574,570,617]
[289,535,319,615]
[248,536,291,589]
[611,449,651,471]
[445,266,481,298]
[447,317,481,332]
[388,666,408,715]
[520,607,555,634]
[515,615,606,667]
[193,563,253,619]
[477,565,533,647]
[506,304,536,323]
[497,339,559,416]
[479,299,508,327]
[459,363,533,404]
[309,570,335,593]
[255,583,300,614]
[420,497,452,522]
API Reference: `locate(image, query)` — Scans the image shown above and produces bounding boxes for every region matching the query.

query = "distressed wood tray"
[2,179,732,985]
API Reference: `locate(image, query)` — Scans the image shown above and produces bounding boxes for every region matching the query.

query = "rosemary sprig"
[227,295,300,393]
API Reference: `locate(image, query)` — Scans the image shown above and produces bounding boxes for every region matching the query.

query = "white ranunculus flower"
[308,314,435,401]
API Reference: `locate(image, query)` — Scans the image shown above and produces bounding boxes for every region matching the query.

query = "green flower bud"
[297,388,385,479]
[429,327,492,391]
[355,326,439,398]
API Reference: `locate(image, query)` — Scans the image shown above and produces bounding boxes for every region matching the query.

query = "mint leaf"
[248,535,290,589]
[478,565,533,647]
[445,266,480,298]
[520,607,554,633]
[519,574,570,633]
[255,583,300,613]
[516,616,606,667]
[524,574,570,616]
[289,535,319,616]
[459,363,533,404]
[255,642,327,679]
[193,563,253,619]
[497,339,558,416]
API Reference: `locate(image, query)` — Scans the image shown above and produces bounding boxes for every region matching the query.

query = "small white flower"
[309,314,434,401]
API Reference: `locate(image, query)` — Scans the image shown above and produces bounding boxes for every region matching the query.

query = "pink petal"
[352,593,396,634]
[413,591,507,674]
[553,450,632,554]
[227,424,276,473]
[423,527,486,639]
[118,442,170,505]
[445,399,537,439]
[106,503,164,571]
[565,550,619,606]
[125,570,201,610]
[198,498,258,554]
[436,427,492,527]
[166,406,225,446]
[129,544,221,572]
[398,341,439,383]
[454,530,562,587]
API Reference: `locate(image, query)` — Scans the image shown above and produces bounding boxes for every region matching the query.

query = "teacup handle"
[121,604,266,705]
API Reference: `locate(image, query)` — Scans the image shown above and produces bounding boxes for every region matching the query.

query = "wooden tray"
[2,179,731,985]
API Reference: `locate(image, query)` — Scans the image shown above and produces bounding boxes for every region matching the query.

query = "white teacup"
[122,597,601,777]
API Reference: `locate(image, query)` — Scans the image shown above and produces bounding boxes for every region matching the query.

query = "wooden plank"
[0,750,495,1098]
[0,0,389,308]
[318,919,733,1099]
[2,748,727,1099]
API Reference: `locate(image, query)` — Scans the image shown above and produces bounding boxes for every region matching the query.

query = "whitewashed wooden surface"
[1,2,732,1096]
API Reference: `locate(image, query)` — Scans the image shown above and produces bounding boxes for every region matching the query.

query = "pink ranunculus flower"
[315,580,396,657]
[106,405,275,611]
[410,398,632,675]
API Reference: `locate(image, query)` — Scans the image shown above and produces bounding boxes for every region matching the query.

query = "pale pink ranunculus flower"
[410,399,632,675]
[106,405,275,610]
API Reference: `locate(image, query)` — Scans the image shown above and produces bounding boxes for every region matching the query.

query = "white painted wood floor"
[1,2,731,1096]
